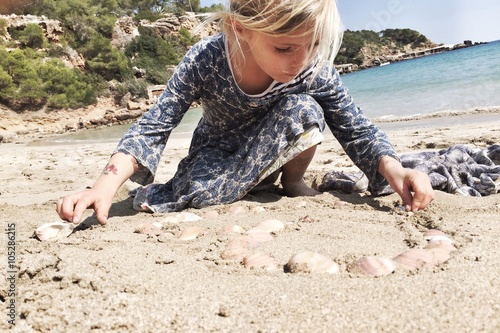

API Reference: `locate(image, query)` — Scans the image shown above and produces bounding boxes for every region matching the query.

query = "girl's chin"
[275,73,298,83]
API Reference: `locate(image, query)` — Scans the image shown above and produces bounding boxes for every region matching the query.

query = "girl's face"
[241,25,318,83]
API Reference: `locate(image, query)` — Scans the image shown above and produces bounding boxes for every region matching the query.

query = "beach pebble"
[218,305,231,317]
[242,253,278,270]
[256,219,284,233]
[178,226,207,241]
[350,256,396,277]
[286,251,339,274]
[134,222,164,236]
[393,249,435,270]
[298,215,316,223]
[246,228,274,242]
[251,206,266,213]
[34,221,75,241]
[217,224,245,236]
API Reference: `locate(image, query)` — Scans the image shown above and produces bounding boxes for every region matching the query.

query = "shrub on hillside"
[9,23,47,49]
[0,46,99,109]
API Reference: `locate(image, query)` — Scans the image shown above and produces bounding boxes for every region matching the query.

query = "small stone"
[218,305,230,317]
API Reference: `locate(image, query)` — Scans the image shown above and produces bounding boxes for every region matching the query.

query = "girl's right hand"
[56,152,139,226]
[56,188,112,225]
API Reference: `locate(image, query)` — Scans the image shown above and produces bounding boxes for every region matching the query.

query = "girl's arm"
[311,67,434,210]
[56,152,138,225]
[56,37,212,223]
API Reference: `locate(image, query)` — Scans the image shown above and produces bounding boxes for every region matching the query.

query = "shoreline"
[3,105,499,147]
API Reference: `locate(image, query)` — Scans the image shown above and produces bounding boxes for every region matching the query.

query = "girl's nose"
[291,47,309,69]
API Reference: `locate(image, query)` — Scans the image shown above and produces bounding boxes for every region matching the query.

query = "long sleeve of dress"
[114,44,204,185]
[310,66,400,191]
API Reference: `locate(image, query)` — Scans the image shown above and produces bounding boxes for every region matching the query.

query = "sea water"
[43,40,500,144]
[341,40,500,119]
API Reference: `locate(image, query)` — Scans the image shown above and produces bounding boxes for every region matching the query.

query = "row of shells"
[34,207,456,277]
[135,212,456,277]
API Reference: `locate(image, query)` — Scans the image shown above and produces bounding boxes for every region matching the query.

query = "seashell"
[423,229,452,243]
[178,226,207,241]
[217,224,245,236]
[286,251,339,274]
[176,212,203,222]
[34,221,75,241]
[425,239,456,253]
[162,216,180,224]
[427,247,451,266]
[251,206,266,213]
[203,210,219,219]
[295,201,307,208]
[220,242,252,261]
[227,235,260,249]
[256,219,284,233]
[333,200,347,208]
[242,253,278,270]
[245,228,274,242]
[423,229,447,238]
[350,256,396,277]
[227,205,246,214]
[393,249,435,270]
[134,222,164,236]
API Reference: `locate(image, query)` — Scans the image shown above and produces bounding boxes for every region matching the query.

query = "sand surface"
[1,113,499,332]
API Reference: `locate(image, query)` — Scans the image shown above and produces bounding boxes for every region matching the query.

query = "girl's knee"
[276,94,325,131]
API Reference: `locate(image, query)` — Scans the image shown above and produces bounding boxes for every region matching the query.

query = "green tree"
[82,33,131,81]
[125,26,179,83]
[199,3,225,13]
[10,23,47,49]
[37,59,99,108]
[381,28,429,48]
[0,67,15,98]
[173,0,200,12]
[178,26,199,47]
[336,30,366,65]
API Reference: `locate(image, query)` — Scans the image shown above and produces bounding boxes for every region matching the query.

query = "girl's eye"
[275,47,292,53]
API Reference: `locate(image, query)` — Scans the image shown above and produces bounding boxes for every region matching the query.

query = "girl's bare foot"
[282,179,320,197]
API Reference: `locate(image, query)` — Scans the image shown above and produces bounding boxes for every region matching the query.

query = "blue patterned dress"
[115,33,398,212]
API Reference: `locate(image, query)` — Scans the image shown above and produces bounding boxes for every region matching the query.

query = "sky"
[199,0,500,45]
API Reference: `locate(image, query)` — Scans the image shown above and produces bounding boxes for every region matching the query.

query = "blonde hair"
[197,0,344,81]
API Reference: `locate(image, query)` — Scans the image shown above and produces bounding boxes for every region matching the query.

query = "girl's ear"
[229,18,247,41]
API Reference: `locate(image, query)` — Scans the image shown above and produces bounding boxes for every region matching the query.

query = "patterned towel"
[319,144,500,197]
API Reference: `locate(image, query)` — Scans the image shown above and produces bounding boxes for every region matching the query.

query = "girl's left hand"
[378,156,435,212]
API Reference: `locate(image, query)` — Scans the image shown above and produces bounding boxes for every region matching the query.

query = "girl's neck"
[229,40,274,95]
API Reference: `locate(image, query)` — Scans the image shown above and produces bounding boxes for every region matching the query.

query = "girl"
[57,0,434,225]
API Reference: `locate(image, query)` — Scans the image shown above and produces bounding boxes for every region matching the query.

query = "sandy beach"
[1,110,499,332]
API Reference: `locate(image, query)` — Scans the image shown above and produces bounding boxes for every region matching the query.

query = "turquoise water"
[43,41,500,144]
[341,40,500,119]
